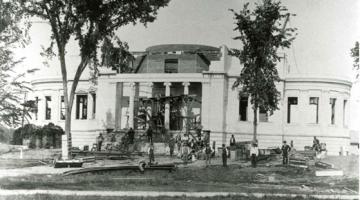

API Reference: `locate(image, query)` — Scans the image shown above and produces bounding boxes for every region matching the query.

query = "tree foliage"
[0,0,31,126]
[351,41,359,79]
[230,0,296,140]
[16,0,169,158]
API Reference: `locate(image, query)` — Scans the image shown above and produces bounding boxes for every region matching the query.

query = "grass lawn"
[0,194,330,200]
[0,165,358,194]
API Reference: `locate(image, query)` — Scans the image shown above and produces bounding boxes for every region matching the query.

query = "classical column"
[87,93,93,120]
[182,82,190,130]
[129,82,136,129]
[164,82,172,129]
[183,82,190,95]
[146,82,153,128]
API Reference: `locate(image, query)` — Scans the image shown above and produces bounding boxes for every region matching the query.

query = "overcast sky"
[13,0,360,130]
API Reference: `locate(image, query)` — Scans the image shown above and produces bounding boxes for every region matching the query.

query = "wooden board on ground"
[315,170,343,176]
[54,160,83,168]
[315,161,334,169]
[63,163,176,176]
[289,164,308,169]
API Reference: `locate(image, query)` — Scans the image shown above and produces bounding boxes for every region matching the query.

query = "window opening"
[76,95,88,120]
[45,96,51,120]
[287,97,298,123]
[330,98,336,125]
[309,97,319,123]
[164,59,178,73]
[60,96,65,120]
[239,95,248,121]
[259,107,268,122]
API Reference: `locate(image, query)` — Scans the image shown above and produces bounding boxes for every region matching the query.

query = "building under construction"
[29,44,352,155]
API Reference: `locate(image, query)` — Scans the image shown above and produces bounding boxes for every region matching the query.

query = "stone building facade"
[29,44,352,155]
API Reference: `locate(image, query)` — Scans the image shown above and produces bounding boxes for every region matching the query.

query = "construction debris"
[63,163,176,176]
[315,170,343,177]
[315,161,334,169]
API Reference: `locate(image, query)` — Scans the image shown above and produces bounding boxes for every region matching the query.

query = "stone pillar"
[146,82,153,128]
[164,82,172,129]
[129,82,136,129]
[182,82,190,130]
[87,93,93,119]
[61,134,68,160]
[183,82,190,95]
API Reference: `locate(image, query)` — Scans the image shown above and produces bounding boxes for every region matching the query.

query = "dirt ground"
[0,149,358,197]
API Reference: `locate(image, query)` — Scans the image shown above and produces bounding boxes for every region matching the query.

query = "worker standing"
[96,133,104,151]
[169,137,175,157]
[147,127,153,143]
[222,144,228,167]
[250,142,259,168]
[127,128,135,144]
[230,134,236,146]
[281,141,291,165]
[148,143,155,164]
[182,143,189,164]
[205,144,212,167]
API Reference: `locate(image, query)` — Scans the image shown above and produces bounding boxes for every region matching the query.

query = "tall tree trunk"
[253,106,258,142]
[58,49,73,159]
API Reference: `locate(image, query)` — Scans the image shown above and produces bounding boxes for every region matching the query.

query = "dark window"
[35,97,38,120]
[45,96,51,120]
[164,59,178,73]
[60,96,65,120]
[92,93,96,119]
[287,97,298,123]
[259,107,268,122]
[76,95,88,120]
[330,98,336,125]
[309,97,319,123]
[239,95,248,121]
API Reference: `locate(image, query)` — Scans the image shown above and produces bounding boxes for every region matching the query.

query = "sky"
[13,0,360,130]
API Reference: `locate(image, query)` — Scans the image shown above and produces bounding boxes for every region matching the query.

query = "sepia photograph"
[0,0,359,199]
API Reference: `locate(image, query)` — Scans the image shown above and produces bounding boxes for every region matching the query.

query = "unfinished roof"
[146,44,219,53]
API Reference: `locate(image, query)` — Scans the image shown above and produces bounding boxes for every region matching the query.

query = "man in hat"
[222,144,228,167]
[250,142,259,168]
[96,133,104,151]
[281,140,291,165]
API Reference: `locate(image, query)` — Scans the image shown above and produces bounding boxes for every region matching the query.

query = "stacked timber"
[289,158,308,169]
[80,156,96,163]
[298,150,317,159]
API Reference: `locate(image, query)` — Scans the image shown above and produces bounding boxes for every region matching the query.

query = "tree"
[17,0,169,158]
[0,0,31,127]
[230,0,296,141]
[351,41,359,79]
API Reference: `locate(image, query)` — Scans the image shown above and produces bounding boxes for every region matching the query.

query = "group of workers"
[96,128,322,168]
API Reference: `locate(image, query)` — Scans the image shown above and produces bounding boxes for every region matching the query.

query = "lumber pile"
[299,150,317,159]
[289,158,307,165]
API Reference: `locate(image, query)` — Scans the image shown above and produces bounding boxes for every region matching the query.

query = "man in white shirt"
[250,142,259,168]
